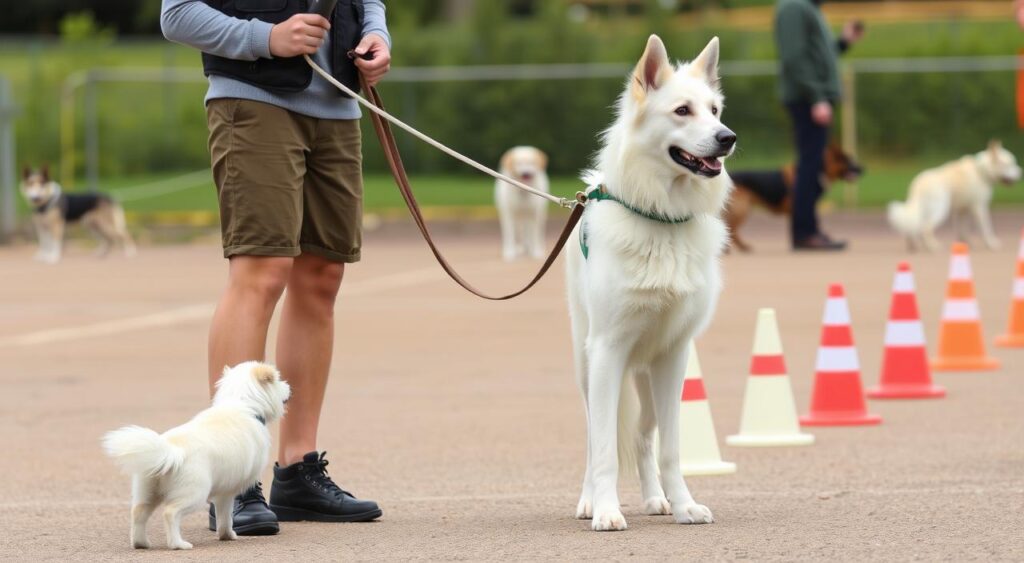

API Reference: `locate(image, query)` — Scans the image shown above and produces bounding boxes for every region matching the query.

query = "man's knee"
[291,257,345,307]
[228,256,293,303]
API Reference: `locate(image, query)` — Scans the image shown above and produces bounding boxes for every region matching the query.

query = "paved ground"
[1,211,1022,561]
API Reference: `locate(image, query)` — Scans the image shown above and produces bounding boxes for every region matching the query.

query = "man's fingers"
[355,57,390,71]
[303,24,326,40]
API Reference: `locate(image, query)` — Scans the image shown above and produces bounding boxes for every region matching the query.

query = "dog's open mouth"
[670,147,723,177]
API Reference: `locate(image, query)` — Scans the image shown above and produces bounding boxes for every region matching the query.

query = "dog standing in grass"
[495,146,550,261]
[103,362,290,550]
[20,165,136,263]
[566,35,733,531]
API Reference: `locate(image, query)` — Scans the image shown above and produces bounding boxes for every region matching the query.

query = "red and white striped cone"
[679,341,736,476]
[800,284,882,426]
[726,308,814,446]
[996,228,1024,347]
[868,262,946,399]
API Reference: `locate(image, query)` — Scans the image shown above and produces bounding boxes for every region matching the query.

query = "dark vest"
[201,0,364,97]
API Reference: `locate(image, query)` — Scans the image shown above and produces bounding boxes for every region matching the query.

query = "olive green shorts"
[206,98,363,263]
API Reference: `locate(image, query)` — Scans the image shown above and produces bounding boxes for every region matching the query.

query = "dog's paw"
[218,530,238,541]
[673,503,714,525]
[642,496,671,516]
[575,497,592,520]
[591,509,627,531]
[169,540,193,550]
[131,539,150,550]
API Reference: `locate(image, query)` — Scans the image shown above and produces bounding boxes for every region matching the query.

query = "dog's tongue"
[700,157,722,171]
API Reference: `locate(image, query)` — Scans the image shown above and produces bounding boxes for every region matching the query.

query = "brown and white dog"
[724,144,862,252]
[495,146,550,261]
[20,165,136,263]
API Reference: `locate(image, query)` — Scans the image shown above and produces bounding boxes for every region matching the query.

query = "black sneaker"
[269,451,382,522]
[208,482,280,536]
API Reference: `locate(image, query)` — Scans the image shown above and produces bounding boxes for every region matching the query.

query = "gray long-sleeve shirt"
[160,0,390,120]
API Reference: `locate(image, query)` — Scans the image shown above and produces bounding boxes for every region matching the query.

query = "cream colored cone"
[726,309,814,447]
[679,342,736,476]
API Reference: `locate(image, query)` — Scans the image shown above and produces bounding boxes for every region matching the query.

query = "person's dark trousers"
[786,102,830,244]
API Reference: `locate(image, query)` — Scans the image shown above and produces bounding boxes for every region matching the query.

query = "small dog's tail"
[102,426,184,477]
[887,201,918,236]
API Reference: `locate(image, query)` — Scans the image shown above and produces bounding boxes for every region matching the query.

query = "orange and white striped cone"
[800,284,882,426]
[931,243,1000,371]
[726,308,814,447]
[679,342,736,476]
[996,228,1024,348]
[867,263,946,399]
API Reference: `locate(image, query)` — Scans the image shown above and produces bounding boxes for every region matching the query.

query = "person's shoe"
[208,482,280,535]
[793,233,848,251]
[269,451,382,522]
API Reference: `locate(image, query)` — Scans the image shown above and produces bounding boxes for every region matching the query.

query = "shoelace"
[305,452,354,500]
[238,481,269,509]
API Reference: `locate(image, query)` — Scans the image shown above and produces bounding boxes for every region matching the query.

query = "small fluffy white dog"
[888,140,1021,251]
[566,35,735,531]
[495,146,550,261]
[103,362,290,550]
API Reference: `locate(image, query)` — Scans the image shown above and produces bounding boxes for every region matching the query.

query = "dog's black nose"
[716,129,737,149]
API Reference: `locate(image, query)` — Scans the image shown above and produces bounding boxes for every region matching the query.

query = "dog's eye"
[711,106,719,116]
[674,105,690,116]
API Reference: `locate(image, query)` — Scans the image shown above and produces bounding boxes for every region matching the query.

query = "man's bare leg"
[274,253,345,466]
[208,256,293,394]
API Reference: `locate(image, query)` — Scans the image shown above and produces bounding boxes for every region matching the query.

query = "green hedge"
[2,10,1021,181]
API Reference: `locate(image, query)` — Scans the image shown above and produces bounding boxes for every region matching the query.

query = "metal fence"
[57,55,1023,208]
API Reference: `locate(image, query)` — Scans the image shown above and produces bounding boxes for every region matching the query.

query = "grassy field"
[15,160,1021,222]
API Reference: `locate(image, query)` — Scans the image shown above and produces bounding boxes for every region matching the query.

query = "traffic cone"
[996,228,1024,348]
[800,284,882,426]
[679,341,736,476]
[726,308,814,447]
[931,243,1000,371]
[867,263,946,399]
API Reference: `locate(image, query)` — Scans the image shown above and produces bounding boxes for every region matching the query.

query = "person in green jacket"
[774,0,863,250]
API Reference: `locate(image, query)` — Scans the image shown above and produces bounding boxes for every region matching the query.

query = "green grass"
[21,164,1021,222]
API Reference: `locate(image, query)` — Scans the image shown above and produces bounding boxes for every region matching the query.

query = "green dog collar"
[580,186,694,259]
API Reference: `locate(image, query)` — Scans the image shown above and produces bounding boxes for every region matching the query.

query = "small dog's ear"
[690,36,720,89]
[40,165,49,182]
[499,149,514,174]
[252,363,278,385]
[632,34,673,100]
[22,166,31,180]
[537,149,549,170]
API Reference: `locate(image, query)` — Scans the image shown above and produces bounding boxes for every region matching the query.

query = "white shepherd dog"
[566,35,735,531]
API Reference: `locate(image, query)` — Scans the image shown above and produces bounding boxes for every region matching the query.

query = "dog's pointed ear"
[988,139,1002,156]
[690,36,720,88]
[632,35,673,100]
[40,165,49,182]
[252,363,278,385]
[22,165,31,180]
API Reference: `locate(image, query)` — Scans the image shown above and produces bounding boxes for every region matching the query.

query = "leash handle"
[360,76,585,301]
[307,0,337,19]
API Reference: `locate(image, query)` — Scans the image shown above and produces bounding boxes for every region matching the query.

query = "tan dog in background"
[495,146,550,261]
[20,165,136,263]
[888,140,1021,251]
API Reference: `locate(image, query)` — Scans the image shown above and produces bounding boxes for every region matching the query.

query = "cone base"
[995,333,1024,348]
[930,356,1000,371]
[799,412,882,426]
[725,433,814,447]
[681,461,736,476]
[866,384,946,399]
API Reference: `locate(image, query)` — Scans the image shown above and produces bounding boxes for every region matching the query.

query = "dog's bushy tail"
[887,201,918,235]
[102,426,183,477]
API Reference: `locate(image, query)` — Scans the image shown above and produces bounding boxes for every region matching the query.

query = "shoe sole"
[269,504,383,523]
[208,516,280,536]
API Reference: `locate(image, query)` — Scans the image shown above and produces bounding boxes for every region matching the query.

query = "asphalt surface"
[1,210,1022,561]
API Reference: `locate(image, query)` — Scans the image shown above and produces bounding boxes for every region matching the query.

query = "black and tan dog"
[725,144,862,252]
[21,165,136,263]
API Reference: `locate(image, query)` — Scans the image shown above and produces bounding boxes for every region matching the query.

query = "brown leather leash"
[360,76,586,301]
